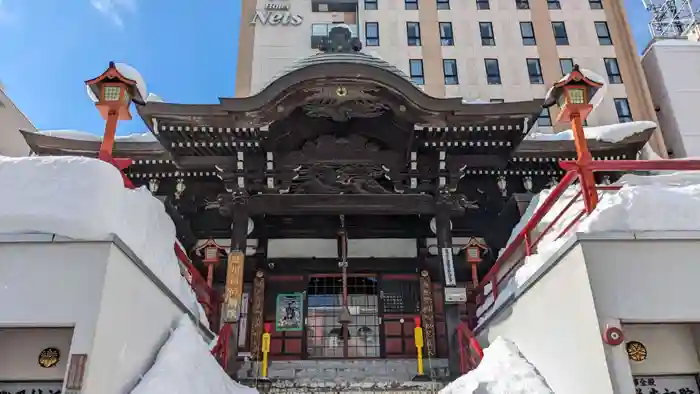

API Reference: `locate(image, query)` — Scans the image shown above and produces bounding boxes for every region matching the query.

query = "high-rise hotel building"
[235,0,666,152]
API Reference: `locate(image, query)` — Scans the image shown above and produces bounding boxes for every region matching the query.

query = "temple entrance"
[306,274,381,358]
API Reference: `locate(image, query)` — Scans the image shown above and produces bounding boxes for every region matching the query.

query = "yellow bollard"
[413,316,428,380]
[261,323,271,378]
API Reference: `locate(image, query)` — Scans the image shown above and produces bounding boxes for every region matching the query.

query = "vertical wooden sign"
[419,270,437,358]
[223,251,245,323]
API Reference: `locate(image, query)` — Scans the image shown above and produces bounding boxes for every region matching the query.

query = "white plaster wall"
[0,241,108,355]
[82,243,188,394]
[267,238,418,258]
[0,88,33,157]
[478,244,617,394]
[642,41,700,157]
[623,324,700,375]
[0,328,74,381]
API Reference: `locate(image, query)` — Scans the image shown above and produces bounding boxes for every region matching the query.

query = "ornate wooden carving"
[291,163,393,194]
[249,270,266,360]
[419,270,437,358]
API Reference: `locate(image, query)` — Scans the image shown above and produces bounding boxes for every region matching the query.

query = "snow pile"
[440,337,553,394]
[131,315,257,394]
[525,121,656,143]
[479,170,700,322]
[40,130,157,143]
[0,155,206,325]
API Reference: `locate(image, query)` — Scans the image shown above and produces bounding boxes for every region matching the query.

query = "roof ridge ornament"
[319,25,363,53]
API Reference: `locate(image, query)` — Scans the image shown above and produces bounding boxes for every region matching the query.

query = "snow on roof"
[525,121,656,143]
[0,155,206,325]
[479,170,700,323]
[147,92,164,103]
[39,129,157,143]
[115,62,148,99]
[440,337,554,394]
[131,315,258,394]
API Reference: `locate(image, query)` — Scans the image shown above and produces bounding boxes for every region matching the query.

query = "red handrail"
[457,322,484,374]
[470,159,700,325]
[211,323,233,370]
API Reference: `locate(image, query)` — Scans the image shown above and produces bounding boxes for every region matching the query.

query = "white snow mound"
[131,315,258,394]
[440,337,554,394]
[525,121,655,143]
[0,155,205,324]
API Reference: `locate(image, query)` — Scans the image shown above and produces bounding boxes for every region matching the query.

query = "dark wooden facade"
[19,27,654,376]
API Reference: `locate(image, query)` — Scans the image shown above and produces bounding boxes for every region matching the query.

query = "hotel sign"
[251,1,303,26]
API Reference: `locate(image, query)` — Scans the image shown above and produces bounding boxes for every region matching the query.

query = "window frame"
[439,22,454,46]
[365,22,380,46]
[595,21,613,45]
[443,59,459,85]
[364,0,378,10]
[614,98,633,123]
[604,58,623,84]
[484,58,502,85]
[409,59,425,85]
[526,58,544,84]
[405,0,419,10]
[515,0,530,9]
[437,0,451,9]
[589,0,603,9]
[547,0,561,9]
[538,107,553,127]
[559,58,574,75]
[479,22,496,46]
[406,22,422,46]
[476,0,490,9]
[520,22,536,45]
[552,21,569,45]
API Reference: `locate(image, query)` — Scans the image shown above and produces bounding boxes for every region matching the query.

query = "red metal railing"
[457,322,484,374]
[458,159,700,373]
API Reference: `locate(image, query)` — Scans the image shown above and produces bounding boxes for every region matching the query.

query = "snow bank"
[131,315,257,394]
[479,171,700,322]
[40,130,157,142]
[0,155,205,325]
[440,337,553,394]
[525,121,656,143]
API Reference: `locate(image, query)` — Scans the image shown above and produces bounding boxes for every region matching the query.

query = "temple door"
[379,274,420,358]
[264,275,306,360]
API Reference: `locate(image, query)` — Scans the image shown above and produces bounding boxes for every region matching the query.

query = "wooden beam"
[246,194,439,215]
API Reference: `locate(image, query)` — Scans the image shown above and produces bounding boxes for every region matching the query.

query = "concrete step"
[240,378,445,394]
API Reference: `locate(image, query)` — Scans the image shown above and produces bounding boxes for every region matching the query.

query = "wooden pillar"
[435,198,461,378]
[222,198,249,374]
[419,270,437,359]
[249,270,266,360]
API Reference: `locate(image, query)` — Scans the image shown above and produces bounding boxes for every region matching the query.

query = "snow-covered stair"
[237,359,448,393]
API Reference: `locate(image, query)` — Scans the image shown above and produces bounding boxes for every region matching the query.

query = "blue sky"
[0,0,650,136]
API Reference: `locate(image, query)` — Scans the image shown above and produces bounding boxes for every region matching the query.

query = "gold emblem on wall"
[626,341,648,362]
[38,347,60,368]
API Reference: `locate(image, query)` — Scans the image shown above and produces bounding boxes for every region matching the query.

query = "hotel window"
[443,59,459,85]
[515,0,530,9]
[559,58,574,75]
[490,99,505,103]
[526,58,544,84]
[476,0,490,9]
[405,0,419,10]
[547,0,561,8]
[604,58,623,83]
[437,0,451,9]
[552,22,569,45]
[614,98,633,123]
[595,22,613,45]
[365,0,378,10]
[407,22,422,46]
[484,59,502,85]
[409,59,425,85]
[365,22,380,46]
[589,0,603,8]
[480,22,496,46]
[520,22,536,45]
[440,22,454,45]
[538,107,552,126]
